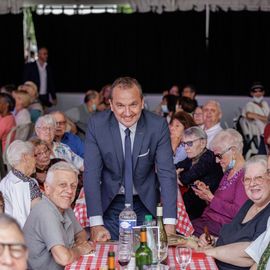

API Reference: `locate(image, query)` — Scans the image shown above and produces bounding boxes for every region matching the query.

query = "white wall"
[54,92,270,128]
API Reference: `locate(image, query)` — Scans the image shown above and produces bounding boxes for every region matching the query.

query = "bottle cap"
[108,251,115,257]
[145,215,153,222]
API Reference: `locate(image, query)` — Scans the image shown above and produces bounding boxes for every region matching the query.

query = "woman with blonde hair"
[18,81,43,123]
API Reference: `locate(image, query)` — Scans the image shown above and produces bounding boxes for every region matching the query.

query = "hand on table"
[90,225,111,242]
[165,224,176,235]
[76,241,95,255]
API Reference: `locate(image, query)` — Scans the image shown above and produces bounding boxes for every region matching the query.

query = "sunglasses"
[214,147,232,160]
[181,138,201,147]
[251,89,264,93]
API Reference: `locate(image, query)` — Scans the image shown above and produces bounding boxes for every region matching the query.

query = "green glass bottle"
[156,203,168,244]
[135,227,153,270]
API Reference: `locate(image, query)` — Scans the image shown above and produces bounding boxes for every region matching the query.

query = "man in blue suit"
[23,47,57,107]
[84,77,177,241]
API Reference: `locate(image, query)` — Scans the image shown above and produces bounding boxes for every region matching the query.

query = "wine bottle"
[107,251,115,270]
[135,227,152,270]
[156,203,168,244]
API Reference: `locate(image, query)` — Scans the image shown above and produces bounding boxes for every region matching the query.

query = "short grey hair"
[7,140,34,167]
[244,155,268,172]
[50,110,66,119]
[110,77,143,99]
[35,114,56,132]
[0,213,23,234]
[45,161,79,185]
[203,100,222,114]
[210,129,244,153]
[183,126,207,140]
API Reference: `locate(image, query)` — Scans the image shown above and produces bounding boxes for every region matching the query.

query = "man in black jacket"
[23,47,57,107]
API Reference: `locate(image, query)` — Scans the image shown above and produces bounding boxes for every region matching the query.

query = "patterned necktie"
[124,128,133,207]
[257,240,270,270]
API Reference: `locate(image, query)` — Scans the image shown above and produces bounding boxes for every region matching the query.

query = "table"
[65,243,218,270]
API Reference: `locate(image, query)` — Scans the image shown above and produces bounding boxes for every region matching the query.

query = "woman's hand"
[192,180,214,202]
[198,233,216,249]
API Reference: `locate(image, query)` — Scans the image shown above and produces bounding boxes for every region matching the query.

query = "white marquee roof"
[2,0,270,14]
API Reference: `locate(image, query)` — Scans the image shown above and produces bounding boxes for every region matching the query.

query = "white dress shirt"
[37,61,47,95]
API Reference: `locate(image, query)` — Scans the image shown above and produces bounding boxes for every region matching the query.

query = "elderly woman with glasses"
[199,155,270,270]
[0,140,42,227]
[35,115,84,171]
[176,126,223,220]
[29,138,63,192]
[191,129,248,236]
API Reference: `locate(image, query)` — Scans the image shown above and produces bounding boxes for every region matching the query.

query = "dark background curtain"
[32,12,206,93]
[0,14,24,87]
[32,11,270,95]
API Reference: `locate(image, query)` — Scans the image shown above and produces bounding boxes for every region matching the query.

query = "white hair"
[210,128,244,153]
[35,114,56,132]
[203,100,222,115]
[7,140,34,167]
[45,161,79,185]
[245,155,268,172]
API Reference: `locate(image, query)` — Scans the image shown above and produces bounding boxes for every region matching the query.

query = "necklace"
[218,168,244,191]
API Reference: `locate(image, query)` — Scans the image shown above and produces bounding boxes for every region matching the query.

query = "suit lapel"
[110,116,124,173]
[133,114,145,170]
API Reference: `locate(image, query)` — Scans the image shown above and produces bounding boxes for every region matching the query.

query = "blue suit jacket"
[83,109,177,219]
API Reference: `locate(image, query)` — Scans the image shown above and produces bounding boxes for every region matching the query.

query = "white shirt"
[242,100,270,135]
[37,61,47,95]
[15,108,31,126]
[0,171,32,227]
[203,122,223,148]
[90,122,176,227]
[245,216,270,269]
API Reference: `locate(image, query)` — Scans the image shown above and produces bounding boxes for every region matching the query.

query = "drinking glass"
[175,247,192,270]
[117,244,132,269]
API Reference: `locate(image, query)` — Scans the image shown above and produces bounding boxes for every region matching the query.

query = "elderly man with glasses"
[0,214,28,270]
[50,111,84,158]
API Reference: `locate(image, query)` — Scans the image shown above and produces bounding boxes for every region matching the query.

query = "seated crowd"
[0,77,270,270]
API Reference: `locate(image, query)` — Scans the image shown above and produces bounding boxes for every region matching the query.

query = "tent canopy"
[3,0,270,14]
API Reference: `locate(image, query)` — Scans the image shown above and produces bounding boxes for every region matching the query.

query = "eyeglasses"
[251,89,263,93]
[38,126,54,132]
[0,243,27,259]
[242,173,267,186]
[214,147,232,160]
[181,138,201,147]
[56,121,66,126]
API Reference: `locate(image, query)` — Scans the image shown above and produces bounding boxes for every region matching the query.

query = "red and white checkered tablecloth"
[65,244,218,270]
[74,188,194,237]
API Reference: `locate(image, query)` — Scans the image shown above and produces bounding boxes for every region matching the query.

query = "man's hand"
[165,224,176,236]
[90,225,111,242]
[76,241,95,255]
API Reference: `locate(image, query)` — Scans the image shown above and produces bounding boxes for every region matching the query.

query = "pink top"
[202,168,248,225]
[0,114,16,151]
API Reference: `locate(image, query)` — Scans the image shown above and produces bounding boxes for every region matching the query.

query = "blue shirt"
[61,132,84,158]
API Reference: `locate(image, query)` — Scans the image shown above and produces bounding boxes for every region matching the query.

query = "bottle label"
[119,219,136,232]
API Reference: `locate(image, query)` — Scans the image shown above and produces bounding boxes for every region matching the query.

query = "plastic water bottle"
[119,203,137,247]
[144,215,158,264]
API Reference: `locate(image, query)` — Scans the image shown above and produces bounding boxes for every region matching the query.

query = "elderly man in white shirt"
[202,100,223,148]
